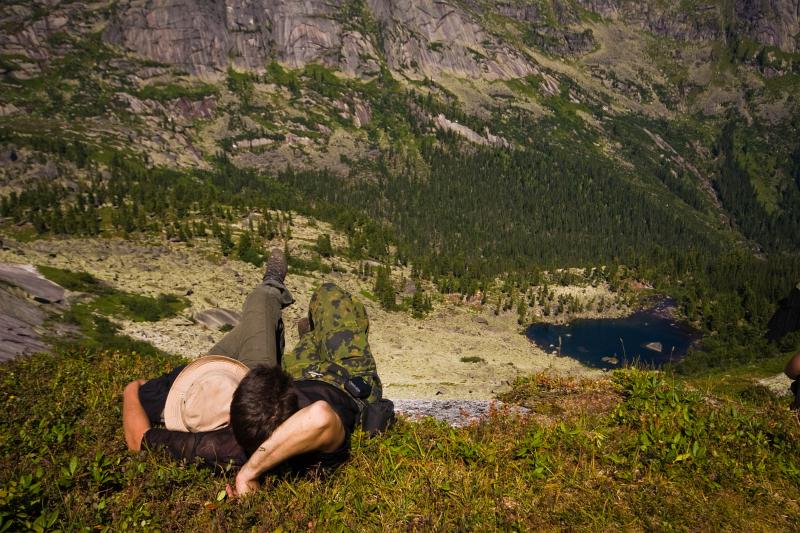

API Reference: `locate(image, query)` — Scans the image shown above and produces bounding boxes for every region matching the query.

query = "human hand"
[225,472,261,499]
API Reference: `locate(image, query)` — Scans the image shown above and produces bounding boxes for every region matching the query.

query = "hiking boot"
[263,248,288,285]
[297,317,311,337]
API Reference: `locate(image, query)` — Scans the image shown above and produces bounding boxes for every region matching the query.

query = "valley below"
[1,223,618,400]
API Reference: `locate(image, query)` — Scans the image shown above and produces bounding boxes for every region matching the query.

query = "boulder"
[757,373,793,397]
[195,308,241,330]
[574,0,799,53]
[0,263,65,303]
[0,265,71,362]
[402,279,417,296]
[645,341,663,352]
[0,289,48,362]
[392,399,529,427]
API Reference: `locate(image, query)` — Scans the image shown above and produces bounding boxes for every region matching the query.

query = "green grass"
[359,289,376,302]
[683,352,791,399]
[91,292,188,322]
[1,346,799,530]
[38,266,189,322]
[503,75,542,99]
[37,265,114,295]
[57,307,169,357]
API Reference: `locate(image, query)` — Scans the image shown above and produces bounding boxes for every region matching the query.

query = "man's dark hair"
[230,365,299,455]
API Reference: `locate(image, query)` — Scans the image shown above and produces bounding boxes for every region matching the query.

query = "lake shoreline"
[525,297,701,370]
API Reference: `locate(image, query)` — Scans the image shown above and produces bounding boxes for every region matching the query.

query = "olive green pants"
[207,281,294,369]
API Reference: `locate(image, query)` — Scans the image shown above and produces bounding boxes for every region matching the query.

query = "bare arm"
[228,401,345,497]
[123,379,150,451]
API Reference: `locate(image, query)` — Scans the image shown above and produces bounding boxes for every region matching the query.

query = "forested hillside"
[1,0,800,370]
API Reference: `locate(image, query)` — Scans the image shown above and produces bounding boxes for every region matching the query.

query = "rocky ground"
[0,216,613,400]
[2,224,794,428]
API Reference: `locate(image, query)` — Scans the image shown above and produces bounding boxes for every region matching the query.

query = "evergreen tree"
[316,233,333,257]
[219,225,234,256]
[374,266,395,310]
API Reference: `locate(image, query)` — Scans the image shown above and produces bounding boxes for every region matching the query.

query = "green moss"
[763,73,800,96]
[580,9,603,23]
[135,82,219,102]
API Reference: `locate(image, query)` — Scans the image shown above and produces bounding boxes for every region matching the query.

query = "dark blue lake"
[525,302,699,370]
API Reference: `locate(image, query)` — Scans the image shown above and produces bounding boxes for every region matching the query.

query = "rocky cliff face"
[575,0,799,51]
[104,0,355,75]
[104,0,535,78]
[368,0,535,79]
[104,0,799,78]
[735,0,800,52]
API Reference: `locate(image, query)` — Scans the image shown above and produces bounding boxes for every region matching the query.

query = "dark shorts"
[138,364,186,425]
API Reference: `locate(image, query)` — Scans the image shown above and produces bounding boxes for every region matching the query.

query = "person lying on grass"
[123,248,393,497]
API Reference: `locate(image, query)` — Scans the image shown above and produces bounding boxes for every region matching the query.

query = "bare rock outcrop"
[0,263,65,303]
[104,0,351,75]
[104,0,536,79]
[0,289,49,362]
[393,398,529,427]
[195,308,241,330]
[0,263,70,361]
[733,0,800,53]
[575,0,799,53]
[757,373,793,397]
[367,0,535,79]
[433,114,510,147]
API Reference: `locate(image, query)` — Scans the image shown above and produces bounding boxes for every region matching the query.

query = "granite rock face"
[366,0,535,79]
[104,0,352,75]
[0,289,49,362]
[0,263,69,361]
[104,0,536,78]
[0,263,65,303]
[734,0,800,52]
[575,0,799,52]
[103,0,798,79]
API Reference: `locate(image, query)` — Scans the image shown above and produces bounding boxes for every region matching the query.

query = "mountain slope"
[1,0,799,372]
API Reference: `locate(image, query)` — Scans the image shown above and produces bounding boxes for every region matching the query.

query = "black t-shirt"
[140,368,359,471]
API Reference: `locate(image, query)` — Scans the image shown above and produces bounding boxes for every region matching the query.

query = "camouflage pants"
[207,280,293,369]
[208,282,381,405]
[282,283,383,404]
